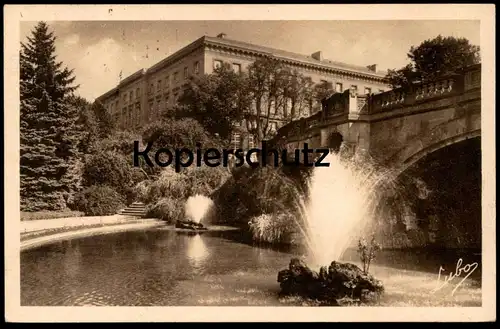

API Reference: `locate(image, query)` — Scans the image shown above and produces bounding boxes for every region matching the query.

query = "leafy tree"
[284,70,314,121]
[74,97,116,154]
[140,117,224,177]
[176,63,251,142]
[20,21,81,211]
[312,80,335,113]
[81,150,133,192]
[90,100,115,139]
[386,35,480,89]
[142,117,219,151]
[245,58,318,145]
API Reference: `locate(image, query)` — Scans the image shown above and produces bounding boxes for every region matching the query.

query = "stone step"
[120,209,146,214]
[127,204,146,209]
[120,212,145,218]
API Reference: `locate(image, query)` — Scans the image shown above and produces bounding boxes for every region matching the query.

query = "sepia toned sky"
[20,20,480,101]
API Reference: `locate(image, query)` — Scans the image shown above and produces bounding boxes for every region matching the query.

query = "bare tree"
[245,57,288,146]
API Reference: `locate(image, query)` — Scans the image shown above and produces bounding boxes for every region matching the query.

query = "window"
[122,108,127,125]
[335,83,343,93]
[173,72,179,82]
[136,88,141,98]
[157,99,161,116]
[351,85,358,94]
[194,61,200,74]
[157,80,162,92]
[135,103,141,124]
[286,97,292,112]
[130,91,134,100]
[149,83,154,94]
[364,87,371,95]
[148,102,153,119]
[231,132,241,149]
[270,100,276,115]
[123,94,127,103]
[213,60,223,70]
[173,92,178,103]
[232,63,241,74]
[248,134,254,149]
[270,122,277,133]
[184,67,189,79]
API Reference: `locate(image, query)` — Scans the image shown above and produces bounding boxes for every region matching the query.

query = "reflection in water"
[186,234,209,271]
[21,229,481,306]
[63,243,81,277]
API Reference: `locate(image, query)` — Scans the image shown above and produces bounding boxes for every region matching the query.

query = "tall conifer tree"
[20,21,81,211]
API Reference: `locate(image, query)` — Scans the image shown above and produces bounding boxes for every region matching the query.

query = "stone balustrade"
[269,64,480,145]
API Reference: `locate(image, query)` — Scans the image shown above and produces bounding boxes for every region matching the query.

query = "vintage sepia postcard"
[4,4,496,323]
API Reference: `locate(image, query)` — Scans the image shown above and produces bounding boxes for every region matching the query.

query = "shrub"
[82,150,134,193]
[20,210,85,221]
[133,180,152,203]
[143,168,190,204]
[183,163,231,196]
[141,117,220,151]
[357,235,381,274]
[73,185,125,216]
[142,164,230,206]
[212,165,305,226]
[248,212,297,244]
[145,197,183,222]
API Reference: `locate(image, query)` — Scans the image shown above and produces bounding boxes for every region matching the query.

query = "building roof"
[203,35,388,78]
[99,33,388,100]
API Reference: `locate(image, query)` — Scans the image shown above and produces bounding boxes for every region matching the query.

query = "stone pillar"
[320,128,329,147]
[348,88,358,114]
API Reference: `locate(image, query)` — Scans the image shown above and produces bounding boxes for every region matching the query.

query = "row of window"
[147,61,201,95]
[230,132,255,150]
[113,60,202,110]
[116,104,141,129]
[213,59,241,73]
[318,80,384,95]
[108,62,385,112]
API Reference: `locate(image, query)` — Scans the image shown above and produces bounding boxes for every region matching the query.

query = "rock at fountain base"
[175,219,208,231]
[277,258,384,306]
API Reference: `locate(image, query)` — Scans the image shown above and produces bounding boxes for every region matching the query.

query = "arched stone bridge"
[269,64,481,174]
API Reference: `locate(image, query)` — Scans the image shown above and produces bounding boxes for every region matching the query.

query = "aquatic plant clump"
[277,258,384,306]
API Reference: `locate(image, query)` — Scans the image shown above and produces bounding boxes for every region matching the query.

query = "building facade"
[96,33,390,148]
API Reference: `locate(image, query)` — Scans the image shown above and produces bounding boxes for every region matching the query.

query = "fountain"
[175,195,213,231]
[278,148,388,305]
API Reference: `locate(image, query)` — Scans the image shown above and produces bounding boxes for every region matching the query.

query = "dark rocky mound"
[277,258,384,305]
[175,219,208,231]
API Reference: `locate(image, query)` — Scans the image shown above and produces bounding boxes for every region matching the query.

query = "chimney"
[216,33,227,39]
[367,64,377,72]
[311,51,323,61]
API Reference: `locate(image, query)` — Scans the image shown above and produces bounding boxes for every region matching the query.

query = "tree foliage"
[385,35,480,89]
[176,63,251,142]
[20,21,82,211]
[176,57,334,148]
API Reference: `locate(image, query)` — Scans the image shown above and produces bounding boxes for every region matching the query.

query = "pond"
[21,228,482,306]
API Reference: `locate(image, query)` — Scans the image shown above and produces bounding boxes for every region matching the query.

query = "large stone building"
[96,33,390,148]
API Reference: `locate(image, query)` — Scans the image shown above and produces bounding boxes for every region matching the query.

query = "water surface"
[21,228,481,306]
